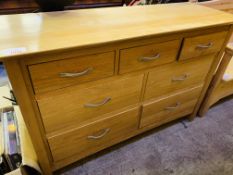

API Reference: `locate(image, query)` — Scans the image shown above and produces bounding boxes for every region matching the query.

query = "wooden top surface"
[1,3,233,60]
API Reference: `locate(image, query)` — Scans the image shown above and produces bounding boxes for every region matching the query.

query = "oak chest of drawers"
[1,4,233,174]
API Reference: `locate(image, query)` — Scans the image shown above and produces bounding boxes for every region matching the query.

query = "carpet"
[58,97,233,175]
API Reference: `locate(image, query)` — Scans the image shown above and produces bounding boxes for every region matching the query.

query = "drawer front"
[140,86,202,128]
[144,54,214,100]
[29,52,115,94]
[48,107,139,162]
[179,31,227,60]
[37,74,144,134]
[119,40,181,74]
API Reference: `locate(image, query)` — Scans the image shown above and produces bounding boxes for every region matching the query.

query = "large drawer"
[119,40,181,74]
[37,74,144,134]
[144,54,214,100]
[48,107,139,162]
[140,86,202,128]
[179,31,227,60]
[29,52,115,94]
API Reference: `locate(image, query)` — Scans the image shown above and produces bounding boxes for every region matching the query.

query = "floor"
[58,97,233,175]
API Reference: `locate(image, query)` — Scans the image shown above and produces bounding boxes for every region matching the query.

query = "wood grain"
[29,51,115,94]
[1,4,233,173]
[1,4,233,60]
[189,26,233,120]
[140,85,203,128]
[199,0,233,13]
[224,49,233,81]
[194,0,233,117]
[48,106,139,162]
[199,49,233,116]
[3,59,53,175]
[144,54,215,100]
[37,74,144,134]
[119,39,181,74]
[179,31,227,60]
[214,80,233,101]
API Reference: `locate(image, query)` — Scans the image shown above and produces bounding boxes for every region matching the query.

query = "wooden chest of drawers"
[1,4,233,175]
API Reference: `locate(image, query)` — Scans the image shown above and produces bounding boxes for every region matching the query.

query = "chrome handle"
[165,102,181,111]
[172,74,189,82]
[84,97,111,108]
[138,53,160,62]
[59,67,93,78]
[87,128,110,140]
[196,42,213,50]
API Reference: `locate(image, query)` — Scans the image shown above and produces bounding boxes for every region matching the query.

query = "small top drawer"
[119,40,181,74]
[29,52,115,94]
[179,31,227,60]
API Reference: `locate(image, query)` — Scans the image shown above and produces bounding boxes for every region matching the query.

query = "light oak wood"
[29,51,115,94]
[119,39,181,74]
[48,106,139,162]
[51,30,231,169]
[226,42,233,54]
[199,0,233,13]
[196,0,233,116]
[144,54,215,100]
[198,0,233,42]
[204,78,233,107]
[224,55,233,81]
[140,85,202,128]
[18,26,228,66]
[1,4,233,174]
[199,49,233,115]
[1,4,233,60]
[189,26,233,120]
[179,31,227,60]
[214,79,233,100]
[37,74,144,134]
[3,60,52,175]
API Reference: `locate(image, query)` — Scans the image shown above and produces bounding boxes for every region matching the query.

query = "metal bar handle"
[84,97,111,108]
[165,102,181,111]
[87,128,110,140]
[172,74,189,82]
[138,53,160,62]
[59,67,93,78]
[196,42,213,50]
